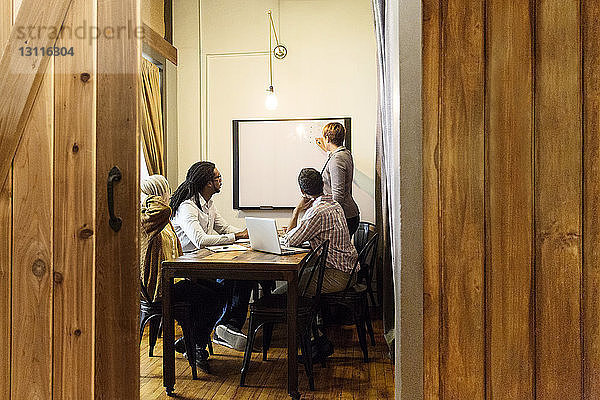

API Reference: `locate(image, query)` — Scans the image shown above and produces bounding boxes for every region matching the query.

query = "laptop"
[246,217,310,255]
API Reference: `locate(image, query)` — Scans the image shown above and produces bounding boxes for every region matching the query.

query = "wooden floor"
[140,318,394,399]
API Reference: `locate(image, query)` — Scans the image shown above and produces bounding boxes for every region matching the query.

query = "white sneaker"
[215,324,247,351]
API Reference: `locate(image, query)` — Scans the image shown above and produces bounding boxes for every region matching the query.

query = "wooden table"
[161,248,309,399]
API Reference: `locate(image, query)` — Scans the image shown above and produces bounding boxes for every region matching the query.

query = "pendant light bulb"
[265,86,278,110]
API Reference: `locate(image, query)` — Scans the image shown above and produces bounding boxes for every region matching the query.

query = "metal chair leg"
[180,319,197,380]
[148,317,161,357]
[364,301,375,346]
[263,322,274,361]
[355,311,369,363]
[240,316,258,387]
[300,328,315,391]
[207,337,214,355]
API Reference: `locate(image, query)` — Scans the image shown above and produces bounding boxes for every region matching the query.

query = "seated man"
[140,174,222,373]
[170,161,252,351]
[283,168,359,295]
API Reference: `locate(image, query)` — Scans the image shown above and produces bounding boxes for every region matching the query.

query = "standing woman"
[320,122,360,237]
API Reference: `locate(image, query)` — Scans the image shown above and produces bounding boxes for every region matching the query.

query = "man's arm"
[285,213,322,247]
[177,202,236,247]
[213,211,248,239]
[284,198,319,247]
[286,197,314,232]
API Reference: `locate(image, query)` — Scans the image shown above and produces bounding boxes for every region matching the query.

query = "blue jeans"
[215,280,254,330]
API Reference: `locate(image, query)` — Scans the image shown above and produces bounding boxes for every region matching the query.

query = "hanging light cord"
[268,11,281,47]
[268,11,273,89]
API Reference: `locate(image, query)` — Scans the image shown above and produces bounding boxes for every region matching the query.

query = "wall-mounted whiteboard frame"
[233,117,352,210]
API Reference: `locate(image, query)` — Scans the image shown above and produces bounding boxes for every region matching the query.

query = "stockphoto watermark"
[15,19,146,47]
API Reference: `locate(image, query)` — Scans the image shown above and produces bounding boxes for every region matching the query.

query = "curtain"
[140,57,165,175]
[372,0,402,397]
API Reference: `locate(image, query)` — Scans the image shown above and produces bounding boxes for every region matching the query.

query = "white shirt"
[171,196,240,252]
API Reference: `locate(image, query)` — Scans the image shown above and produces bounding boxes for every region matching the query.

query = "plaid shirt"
[284,195,358,273]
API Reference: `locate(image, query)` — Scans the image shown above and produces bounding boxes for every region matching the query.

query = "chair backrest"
[361,233,379,284]
[140,279,153,304]
[353,221,376,254]
[297,239,330,305]
[343,233,379,293]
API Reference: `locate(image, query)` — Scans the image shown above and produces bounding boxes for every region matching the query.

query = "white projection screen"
[233,118,351,209]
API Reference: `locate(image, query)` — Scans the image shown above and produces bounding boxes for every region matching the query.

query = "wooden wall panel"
[583,0,600,398]
[0,2,12,399]
[535,0,582,398]
[422,0,440,398]
[424,1,595,399]
[0,0,72,192]
[486,0,534,399]
[0,0,10,56]
[52,0,95,398]
[439,0,486,398]
[10,63,54,400]
[94,0,140,397]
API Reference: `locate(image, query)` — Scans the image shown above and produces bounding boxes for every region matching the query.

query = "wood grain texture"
[583,0,600,398]
[10,62,53,400]
[0,2,12,398]
[167,248,308,269]
[0,0,73,192]
[0,0,10,59]
[142,23,177,65]
[535,0,582,398]
[52,0,95,398]
[422,0,440,398]
[485,0,535,399]
[439,0,486,398]
[94,0,140,397]
[0,173,11,400]
[141,321,394,399]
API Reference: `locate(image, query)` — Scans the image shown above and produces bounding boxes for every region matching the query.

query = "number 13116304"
[19,47,75,56]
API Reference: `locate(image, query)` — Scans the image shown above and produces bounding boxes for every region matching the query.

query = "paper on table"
[235,238,251,243]
[206,244,248,252]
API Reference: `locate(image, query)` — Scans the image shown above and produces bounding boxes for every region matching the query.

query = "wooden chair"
[139,280,199,379]
[353,221,378,305]
[239,240,330,391]
[320,233,379,362]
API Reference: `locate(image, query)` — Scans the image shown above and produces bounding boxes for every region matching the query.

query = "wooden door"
[0,0,140,399]
[423,0,600,399]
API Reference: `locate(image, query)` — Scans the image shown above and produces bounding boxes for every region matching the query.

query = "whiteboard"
[233,118,351,209]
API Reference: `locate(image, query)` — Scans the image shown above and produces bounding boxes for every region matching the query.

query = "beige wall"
[186,0,378,228]
[174,0,202,183]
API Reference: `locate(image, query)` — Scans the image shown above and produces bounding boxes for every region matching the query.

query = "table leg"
[163,273,175,396]
[287,271,300,399]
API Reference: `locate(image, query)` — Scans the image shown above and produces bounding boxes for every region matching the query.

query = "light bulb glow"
[265,91,278,110]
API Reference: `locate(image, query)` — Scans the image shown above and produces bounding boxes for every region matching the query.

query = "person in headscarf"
[140,174,221,373]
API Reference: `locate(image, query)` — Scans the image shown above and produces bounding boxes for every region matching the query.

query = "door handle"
[107,166,122,232]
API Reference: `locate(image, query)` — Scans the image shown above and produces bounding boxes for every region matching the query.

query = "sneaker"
[214,324,247,351]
